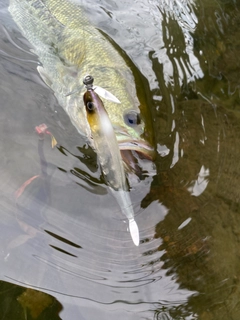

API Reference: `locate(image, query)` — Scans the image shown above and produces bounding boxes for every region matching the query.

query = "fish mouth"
[118,138,155,160]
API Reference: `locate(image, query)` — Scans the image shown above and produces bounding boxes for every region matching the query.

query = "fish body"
[9,0,150,245]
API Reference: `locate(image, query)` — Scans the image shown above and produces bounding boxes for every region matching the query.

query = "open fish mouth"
[118,137,155,160]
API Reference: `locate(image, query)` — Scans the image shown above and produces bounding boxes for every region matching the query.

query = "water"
[1,0,240,319]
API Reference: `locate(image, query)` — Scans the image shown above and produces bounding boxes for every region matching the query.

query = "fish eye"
[86,101,95,111]
[124,111,141,127]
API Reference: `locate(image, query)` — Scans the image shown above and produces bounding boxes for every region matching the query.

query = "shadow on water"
[1,0,240,319]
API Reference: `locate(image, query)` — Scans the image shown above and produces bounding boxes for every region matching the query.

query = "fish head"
[99,84,154,162]
[82,74,154,163]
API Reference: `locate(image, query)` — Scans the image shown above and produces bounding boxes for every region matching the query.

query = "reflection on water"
[1,0,240,319]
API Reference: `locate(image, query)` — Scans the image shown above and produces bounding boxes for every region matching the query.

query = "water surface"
[1,0,240,319]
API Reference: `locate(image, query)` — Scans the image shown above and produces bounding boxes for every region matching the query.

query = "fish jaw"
[116,130,155,161]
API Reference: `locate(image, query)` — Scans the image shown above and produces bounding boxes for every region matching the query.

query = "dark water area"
[1,0,240,319]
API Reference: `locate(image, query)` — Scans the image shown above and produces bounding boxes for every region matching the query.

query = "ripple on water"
[2,0,240,318]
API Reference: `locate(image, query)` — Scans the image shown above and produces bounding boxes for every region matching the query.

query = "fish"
[9,0,153,245]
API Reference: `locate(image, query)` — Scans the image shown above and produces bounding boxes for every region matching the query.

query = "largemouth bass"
[9,0,152,245]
